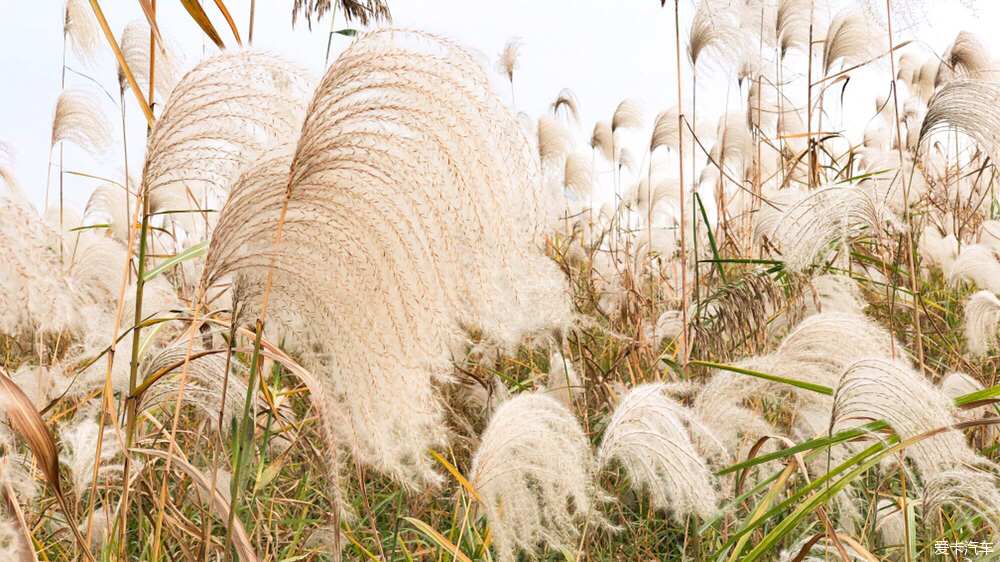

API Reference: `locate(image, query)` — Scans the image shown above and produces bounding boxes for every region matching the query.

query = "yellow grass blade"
[180,0,226,48]
[86,0,155,126]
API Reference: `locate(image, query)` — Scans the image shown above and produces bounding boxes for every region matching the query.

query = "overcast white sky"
[0,0,996,212]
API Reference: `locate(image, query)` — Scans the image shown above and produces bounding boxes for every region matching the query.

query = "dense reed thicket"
[2,0,1000,560]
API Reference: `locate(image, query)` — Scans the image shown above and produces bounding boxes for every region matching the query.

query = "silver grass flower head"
[919,225,958,276]
[833,357,987,481]
[590,120,614,162]
[924,469,1000,536]
[64,0,102,66]
[83,183,131,243]
[203,30,574,494]
[543,352,580,408]
[979,220,1000,254]
[59,416,124,499]
[550,88,580,124]
[688,0,747,70]
[598,384,722,521]
[936,31,995,86]
[0,191,80,336]
[612,99,643,133]
[143,51,314,228]
[950,244,1000,293]
[921,78,1000,166]
[496,37,522,82]
[537,115,573,163]
[651,107,680,152]
[139,342,254,432]
[469,393,595,562]
[822,6,885,76]
[291,0,391,29]
[563,153,594,201]
[51,87,112,158]
[755,183,900,273]
[119,20,184,101]
[964,291,1000,358]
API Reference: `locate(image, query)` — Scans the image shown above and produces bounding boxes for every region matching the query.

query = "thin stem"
[248,0,256,44]
[884,0,925,373]
[675,0,689,366]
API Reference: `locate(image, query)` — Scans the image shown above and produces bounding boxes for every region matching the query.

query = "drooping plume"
[51,87,112,158]
[63,0,102,66]
[203,30,573,491]
[469,393,595,562]
[598,384,722,520]
[142,52,314,231]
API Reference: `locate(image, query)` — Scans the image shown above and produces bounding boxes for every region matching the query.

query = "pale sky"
[0,0,996,212]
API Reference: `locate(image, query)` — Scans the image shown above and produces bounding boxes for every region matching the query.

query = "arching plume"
[590,120,614,161]
[936,31,994,85]
[920,78,1000,165]
[469,393,595,562]
[63,0,102,66]
[563,152,594,201]
[755,183,899,273]
[822,6,883,76]
[142,52,314,226]
[550,88,580,124]
[203,30,573,491]
[964,290,1000,358]
[597,384,722,520]
[118,20,183,101]
[51,87,112,158]
[537,115,573,163]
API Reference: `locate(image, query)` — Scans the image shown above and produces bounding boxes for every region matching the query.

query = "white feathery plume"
[711,112,755,177]
[628,178,681,223]
[650,107,680,152]
[875,499,906,554]
[773,0,811,58]
[563,153,594,201]
[204,30,573,491]
[496,37,522,82]
[543,352,580,408]
[935,31,995,85]
[63,0,102,66]
[919,225,958,276]
[590,120,614,162]
[832,357,988,482]
[807,274,866,315]
[51,87,112,158]
[118,20,183,101]
[979,220,1000,253]
[139,342,254,432]
[939,371,982,402]
[550,88,580,125]
[693,356,782,467]
[924,469,1000,535]
[597,384,723,520]
[468,393,595,562]
[83,183,131,243]
[143,51,314,229]
[755,183,899,273]
[0,189,79,337]
[612,99,643,133]
[822,6,884,76]
[537,115,573,164]
[688,0,746,70]
[920,77,1000,165]
[652,310,684,348]
[964,290,1000,358]
[59,416,124,498]
[949,244,1000,293]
